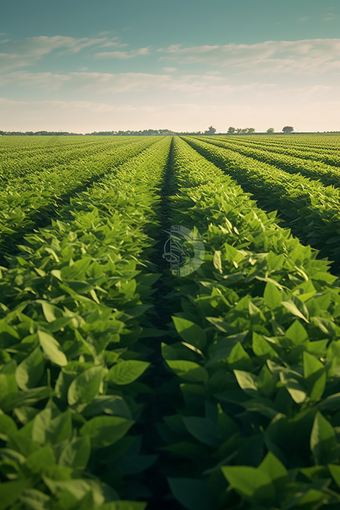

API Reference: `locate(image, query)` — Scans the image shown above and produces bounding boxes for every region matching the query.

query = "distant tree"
[228,126,236,134]
[248,128,255,133]
[267,127,275,134]
[282,126,294,133]
[236,128,242,134]
[204,126,216,135]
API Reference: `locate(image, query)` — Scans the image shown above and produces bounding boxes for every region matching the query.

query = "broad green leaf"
[213,250,223,274]
[59,435,91,470]
[257,365,276,397]
[42,477,116,507]
[311,412,337,465]
[19,489,50,510]
[80,416,134,448]
[168,478,212,510]
[227,342,253,371]
[16,346,45,390]
[0,414,18,440]
[38,330,67,367]
[172,316,207,349]
[303,352,326,400]
[252,333,278,360]
[166,360,208,382]
[106,360,150,385]
[279,372,306,404]
[0,479,29,510]
[82,396,132,420]
[32,409,72,445]
[60,256,92,280]
[264,282,282,308]
[25,445,55,474]
[282,299,309,323]
[259,452,288,489]
[0,361,18,402]
[234,370,258,397]
[222,466,276,503]
[285,320,308,344]
[68,366,104,406]
[101,503,147,510]
[183,417,219,447]
[329,464,340,489]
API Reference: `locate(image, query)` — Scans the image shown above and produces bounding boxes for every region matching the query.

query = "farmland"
[1,134,340,509]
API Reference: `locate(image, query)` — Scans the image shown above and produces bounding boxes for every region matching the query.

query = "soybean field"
[1,134,340,510]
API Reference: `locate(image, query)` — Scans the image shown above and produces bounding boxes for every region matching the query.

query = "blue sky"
[0,0,339,132]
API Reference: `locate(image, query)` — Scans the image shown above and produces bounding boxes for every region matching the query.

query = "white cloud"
[0,35,118,70]
[94,47,150,59]
[158,39,340,75]
[163,67,177,72]
[0,70,277,97]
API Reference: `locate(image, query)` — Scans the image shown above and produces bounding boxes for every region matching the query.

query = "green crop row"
[183,136,340,271]
[0,137,172,509]
[198,137,340,188]
[213,135,340,168]
[0,137,160,261]
[0,137,145,182]
[218,135,340,153]
[158,137,340,510]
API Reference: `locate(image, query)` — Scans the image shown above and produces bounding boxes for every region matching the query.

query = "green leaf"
[106,360,150,385]
[329,464,340,489]
[19,489,50,510]
[101,503,147,510]
[172,316,207,349]
[67,366,104,406]
[234,370,258,397]
[311,412,337,465]
[0,414,18,440]
[279,372,307,404]
[25,445,55,474]
[82,396,132,420]
[80,416,134,448]
[222,466,276,503]
[168,478,212,510]
[183,417,219,447]
[264,282,282,308]
[282,299,309,323]
[252,333,278,360]
[285,320,308,344]
[0,479,29,510]
[38,330,68,367]
[59,435,91,470]
[16,346,45,390]
[165,360,209,382]
[259,452,288,489]
[213,250,223,274]
[32,409,72,445]
[303,352,326,401]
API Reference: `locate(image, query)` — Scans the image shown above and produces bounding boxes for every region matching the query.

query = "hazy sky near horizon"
[0,0,339,132]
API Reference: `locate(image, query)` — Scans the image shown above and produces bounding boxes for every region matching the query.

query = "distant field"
[1,134,340,509]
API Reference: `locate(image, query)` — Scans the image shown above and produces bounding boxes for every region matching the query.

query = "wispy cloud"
[94,47,150,59]
[0,70,277,97]
[163,67,177,72]
[158,39,340,75]
[0,35,122,70]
